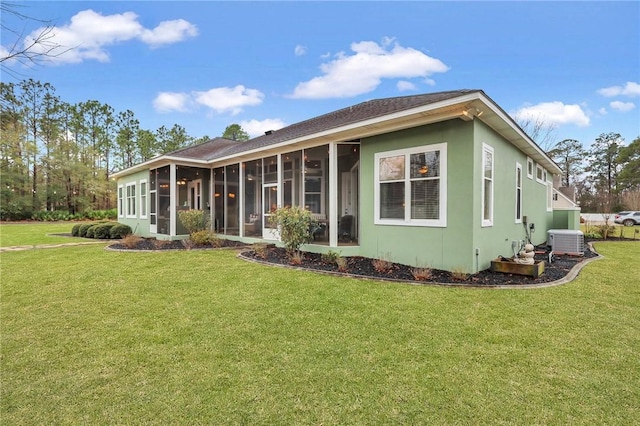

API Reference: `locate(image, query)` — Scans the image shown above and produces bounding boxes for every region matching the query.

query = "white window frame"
[482,143,494,227]
[125,182,136,218]
[526,157,534,179]
[118,185,124,218]
[139,179,148,219]
[547,181,553,212]
[515,162,523,224]
[374,142,447,227]
[536,164,545,184]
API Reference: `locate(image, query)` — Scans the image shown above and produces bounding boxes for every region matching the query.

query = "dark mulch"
[102,235,605,286]
[108,237,247,251]
[240,245,600,287]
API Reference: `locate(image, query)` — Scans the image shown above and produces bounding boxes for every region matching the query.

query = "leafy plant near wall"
[268,206,318,258]
[178,209,210,235]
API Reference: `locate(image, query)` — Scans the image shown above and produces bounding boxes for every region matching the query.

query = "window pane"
[410,151,440,178]
[380,182,404,219]
[484,179,492,220]
[484,151,493,178]
[379,155,405,181]
[411,180,439,219]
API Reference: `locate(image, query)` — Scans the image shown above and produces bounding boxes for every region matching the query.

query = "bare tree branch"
[1,3,72,78]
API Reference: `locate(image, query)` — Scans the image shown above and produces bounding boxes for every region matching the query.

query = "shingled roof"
[114,88,561,177]
[170,89,480,161]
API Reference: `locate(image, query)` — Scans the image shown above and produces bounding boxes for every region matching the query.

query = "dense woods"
[1,79,209,220]
[1,79,639,220]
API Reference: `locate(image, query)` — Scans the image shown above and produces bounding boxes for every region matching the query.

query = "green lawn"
[0,222,94,247]
[1,231,639,424]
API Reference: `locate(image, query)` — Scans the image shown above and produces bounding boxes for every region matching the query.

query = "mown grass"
[1,239,639,424]
[0,222,92,247]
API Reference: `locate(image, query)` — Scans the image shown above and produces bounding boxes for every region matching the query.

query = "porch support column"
[239,162,245,236]
[329,142,337,247]
[210,168,214,231]
[170,163,176,237]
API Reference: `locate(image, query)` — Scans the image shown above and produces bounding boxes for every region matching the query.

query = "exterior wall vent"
[547,229,584,255]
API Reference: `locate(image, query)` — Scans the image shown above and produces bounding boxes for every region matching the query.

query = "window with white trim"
[139,179,147,219]
[482,144,494,227]
[118,185,124,218]
[126,182,136,218]
[527,157,534,179]
[536,164,545,184]
[515,162,523,223]
[374,143,447,227]
[547,182,553,212]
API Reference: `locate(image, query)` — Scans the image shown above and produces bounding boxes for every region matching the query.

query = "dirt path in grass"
[0,241,106,252]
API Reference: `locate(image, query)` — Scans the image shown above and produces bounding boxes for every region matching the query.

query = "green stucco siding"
[471,120,553,271]
[359,120,477,272]
[116,170,152,237]
[358,118,555,274]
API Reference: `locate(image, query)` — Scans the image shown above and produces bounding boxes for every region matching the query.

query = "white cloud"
[610,100,636,112]
[289,38,449,99]
[153,92,191,113]
[193,85,264,115]
[294,45,307,56]
[15,9,197,65]
[240,118,287,138]
[597,81,640,98]
[598,107,608,115]
[397,81,416,91]
[514,101,590,127]
[139,19,198,48]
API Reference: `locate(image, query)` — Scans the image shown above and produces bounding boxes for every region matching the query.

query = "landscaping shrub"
[120,234,143,249]
[595,224,616,240]
[85,225,97,239]
[92,223,116,239]
[78,223,94,238]
[178,209,210,236]
[188,230,220,247]
[110,223,132,239]
[71,223,82,237]
[321,250,341,264]
[268,206,317,256]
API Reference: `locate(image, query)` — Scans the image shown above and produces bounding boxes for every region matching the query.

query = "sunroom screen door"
[263,183,279,240]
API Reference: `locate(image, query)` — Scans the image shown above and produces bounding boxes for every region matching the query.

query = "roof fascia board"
[112,155,210,178]
[210,99,479,165]
[473,92,562,175]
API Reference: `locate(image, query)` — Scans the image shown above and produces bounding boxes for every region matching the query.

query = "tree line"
[1,79,638,220]
[1,79,210,219]
[548,133,640,212]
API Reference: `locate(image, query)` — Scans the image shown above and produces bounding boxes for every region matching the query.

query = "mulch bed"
[108,237,247,251]
[77,234,613,286]
[240,244,600,287]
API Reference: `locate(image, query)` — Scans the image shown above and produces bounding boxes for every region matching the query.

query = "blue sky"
[2,1,639,149]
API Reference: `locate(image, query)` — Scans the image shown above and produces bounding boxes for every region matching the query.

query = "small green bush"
[178,209,210,235]
[268,206,317,256]
[110,223,132,239]
[71,223,82,237]
[85,225,99,239]
[189,230,219,246]
[78,223,94,238]
[92,223,116,239]
[321,250,341,264]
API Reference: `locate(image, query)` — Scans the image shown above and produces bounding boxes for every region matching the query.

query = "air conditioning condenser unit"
[547,229,585,256]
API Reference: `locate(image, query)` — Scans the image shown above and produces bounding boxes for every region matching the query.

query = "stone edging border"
[236,243,604,290]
